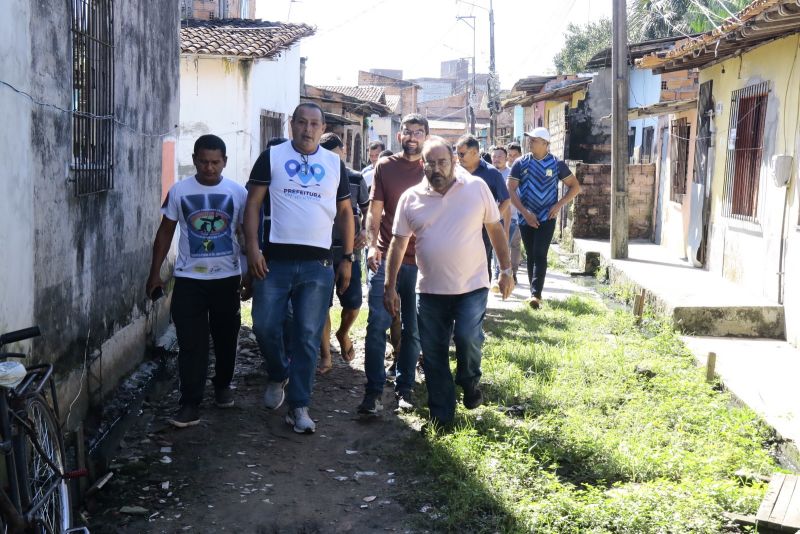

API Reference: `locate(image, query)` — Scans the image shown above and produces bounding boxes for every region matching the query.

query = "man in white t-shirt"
[360,140,385,191]
[383,137,513,427]
[244,103,355,435]
[147,134,248,428]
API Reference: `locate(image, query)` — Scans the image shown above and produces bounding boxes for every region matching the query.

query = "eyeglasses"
[401,129,426,138]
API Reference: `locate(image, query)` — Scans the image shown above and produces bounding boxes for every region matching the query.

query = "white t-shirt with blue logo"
[248,141,351,261]
[162,175,248,280]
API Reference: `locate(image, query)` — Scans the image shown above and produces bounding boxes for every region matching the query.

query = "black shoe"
[463,387,483,410]
[169,404,200,428]
[395,390,415,412]
[357,392,383,415]
[215,387,234,408]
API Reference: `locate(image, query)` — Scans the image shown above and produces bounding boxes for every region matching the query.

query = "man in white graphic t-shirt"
[147,134,248,428]
[244,103,355,435]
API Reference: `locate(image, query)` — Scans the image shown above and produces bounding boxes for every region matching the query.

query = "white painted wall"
[0,0,35,337]
[179,46,302,186]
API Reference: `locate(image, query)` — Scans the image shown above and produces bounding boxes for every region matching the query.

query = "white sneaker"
[286,407,316,434]
[263,379,288,410]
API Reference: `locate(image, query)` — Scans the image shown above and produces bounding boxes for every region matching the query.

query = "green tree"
[553,18,613,74]
[628,0,752,41]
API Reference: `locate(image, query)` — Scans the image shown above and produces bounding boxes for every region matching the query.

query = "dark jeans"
[364,261,420,394]
[171,275,241,407]
[481,228,493,280]
[519,219,557,298]
[417,288,488,424]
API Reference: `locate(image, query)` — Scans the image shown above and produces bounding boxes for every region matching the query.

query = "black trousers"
[171,275,241,406]
[519,219,557,299]
[481,228,493,280]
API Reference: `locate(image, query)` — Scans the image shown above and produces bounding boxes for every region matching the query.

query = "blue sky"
[256,0,613,89]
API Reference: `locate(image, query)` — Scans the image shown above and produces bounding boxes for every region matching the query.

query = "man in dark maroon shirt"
[359,114,429,415]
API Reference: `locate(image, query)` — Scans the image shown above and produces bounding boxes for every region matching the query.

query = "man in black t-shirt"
[243,103,354,435]
[317,133,370,374]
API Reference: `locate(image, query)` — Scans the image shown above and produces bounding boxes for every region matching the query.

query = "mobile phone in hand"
[150,287,164,301]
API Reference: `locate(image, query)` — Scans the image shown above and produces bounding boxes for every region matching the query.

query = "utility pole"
[610,0,629,259]
[456,15,477,136]
[488,0,497,146]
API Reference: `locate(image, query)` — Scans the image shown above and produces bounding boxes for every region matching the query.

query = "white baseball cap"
[524,127,551,142]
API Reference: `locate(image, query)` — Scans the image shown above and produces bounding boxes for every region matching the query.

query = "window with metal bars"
[71,0,114,197]
[259,111,284,152]
[722,82,770,221]
[670,118,690,201]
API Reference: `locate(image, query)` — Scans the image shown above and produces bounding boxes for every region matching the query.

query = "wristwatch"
[499,267,513,277]
[342,252,355,263]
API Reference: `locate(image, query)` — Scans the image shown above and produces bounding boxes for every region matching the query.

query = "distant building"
[369,68,403,80]
[179,0,256,20]
[179,19,315,184]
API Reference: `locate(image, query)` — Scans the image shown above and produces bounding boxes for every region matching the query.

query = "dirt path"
[87,259,593,533]
[88,327,421,533]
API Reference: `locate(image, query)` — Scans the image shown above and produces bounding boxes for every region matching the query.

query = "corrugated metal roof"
[180,19,315,59]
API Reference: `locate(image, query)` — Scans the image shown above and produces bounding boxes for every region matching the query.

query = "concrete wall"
[0,1,180,426]
[179,46,301,186]
[653,109,698,259]
[568,68,612,163]
[629,68,661,152]
[570,163,656,239]
[0,0,35,342]
[700,35,800,346]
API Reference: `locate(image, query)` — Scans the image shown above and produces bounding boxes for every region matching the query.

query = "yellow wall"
[700,34,800,344]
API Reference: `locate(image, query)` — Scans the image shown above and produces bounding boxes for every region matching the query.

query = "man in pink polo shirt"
[383,137,513,427]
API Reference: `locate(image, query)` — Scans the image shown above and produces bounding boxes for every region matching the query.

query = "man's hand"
[247,249,268,280]
[240,272,253,301]
[548,203,562,221]
[498,272,514,300]
[383,286,400,317]
[145,275,164,300]
[354,231,368,251]
[335,261,352,295]
[522,210,540,228]
[367,247,382,272]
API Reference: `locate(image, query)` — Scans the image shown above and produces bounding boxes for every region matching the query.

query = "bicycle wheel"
[19,394,70,533]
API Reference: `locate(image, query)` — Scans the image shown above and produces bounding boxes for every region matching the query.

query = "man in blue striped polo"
[507,127,582,309]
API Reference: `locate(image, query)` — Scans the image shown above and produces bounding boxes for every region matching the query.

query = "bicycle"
[0,326,89,534]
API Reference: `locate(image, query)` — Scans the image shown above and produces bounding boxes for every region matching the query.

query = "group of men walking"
[146,103,580,433]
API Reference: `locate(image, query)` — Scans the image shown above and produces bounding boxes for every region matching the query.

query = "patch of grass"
[401,292,778,533]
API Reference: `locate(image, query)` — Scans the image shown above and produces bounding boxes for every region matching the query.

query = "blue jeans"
[251,259,334,408]
[417,288,488,424]
[364,261,420,394]
[493,220,518,279]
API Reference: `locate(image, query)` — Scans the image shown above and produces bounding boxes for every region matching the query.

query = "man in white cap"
[507,127,581,309]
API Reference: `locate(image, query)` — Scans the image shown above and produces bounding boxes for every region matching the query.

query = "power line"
[1,79,177,138]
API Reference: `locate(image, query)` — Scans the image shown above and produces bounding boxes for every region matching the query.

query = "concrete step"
[572,238,786,339]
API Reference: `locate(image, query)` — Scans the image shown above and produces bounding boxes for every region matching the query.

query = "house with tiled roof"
[179,18,315,184]
[637,0,800,349]
[315,84,403,155]
[301,85,392,170]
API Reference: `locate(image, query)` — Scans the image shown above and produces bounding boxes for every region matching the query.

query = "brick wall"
[569,163,656,239]
[659,69,699,102]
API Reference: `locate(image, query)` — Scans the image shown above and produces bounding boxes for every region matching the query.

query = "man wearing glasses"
[383,137,514,427]
[360,114,429,415]
[455,135,510,280]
